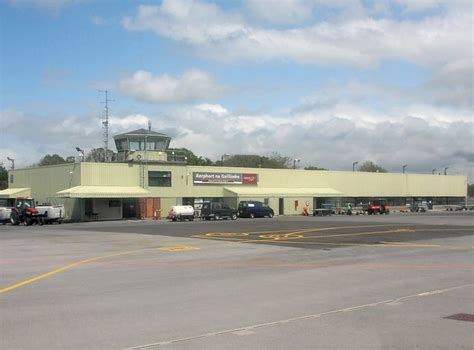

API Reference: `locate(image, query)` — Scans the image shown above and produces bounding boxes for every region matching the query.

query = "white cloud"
[161,102,473,180]
[109,114,150,130]
[3,101,472,180]
[122,1,472,69]
[119,69,224,104]
[244,0,315,24]
[195,103,228,115]
[425,59,474,109]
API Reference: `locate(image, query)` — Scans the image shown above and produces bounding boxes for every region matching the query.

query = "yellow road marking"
[158,246,199,252]
[193,224,394,240]
[239,228,416,244]
[204,232,250,237]
[0,245,197,295]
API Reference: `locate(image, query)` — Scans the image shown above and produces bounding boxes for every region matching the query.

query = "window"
[9,174,14,183]
[129,141,143,151]
[148,171,172,187]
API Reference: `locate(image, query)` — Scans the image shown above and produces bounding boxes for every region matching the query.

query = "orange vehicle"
[364,199,390,215]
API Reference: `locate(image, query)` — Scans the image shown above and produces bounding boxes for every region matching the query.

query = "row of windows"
[116,140,167,152]
[148,171,171,187]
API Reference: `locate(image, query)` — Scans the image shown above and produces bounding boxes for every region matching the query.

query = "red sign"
[242,173,258,185]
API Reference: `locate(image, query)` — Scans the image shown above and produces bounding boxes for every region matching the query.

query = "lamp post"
[293,158,300,169]
[75,147,84,162]
[403,164,408,174]
[444,167,448,175]
[352,161,358,172]
[6,157,14,170]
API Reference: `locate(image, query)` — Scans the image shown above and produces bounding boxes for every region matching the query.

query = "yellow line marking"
[193,224,394,239]
[0,245,197,295]
[204,232,250,237]
[239,228,416,244]
[158,246,199,252]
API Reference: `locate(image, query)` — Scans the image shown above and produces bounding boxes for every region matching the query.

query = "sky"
[1,0,473,181]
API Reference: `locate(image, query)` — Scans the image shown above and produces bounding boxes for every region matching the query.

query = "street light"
[75,147,84,162]
[352,161,358,172]
[6,157,14,170]
[444,167,449,175]
[403,164,408,173]
[293,158,300,169]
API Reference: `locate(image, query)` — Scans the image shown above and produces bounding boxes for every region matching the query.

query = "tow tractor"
[363,199,390,215]
[0,198,45,225]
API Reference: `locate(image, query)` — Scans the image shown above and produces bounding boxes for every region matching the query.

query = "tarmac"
[1,212,473,349]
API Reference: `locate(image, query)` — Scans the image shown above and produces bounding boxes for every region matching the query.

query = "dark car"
[238,201,274,218]
[201,201,238,220]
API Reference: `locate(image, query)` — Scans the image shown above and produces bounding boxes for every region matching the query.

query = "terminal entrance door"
[123,198,138,219]
[138,198,161,219]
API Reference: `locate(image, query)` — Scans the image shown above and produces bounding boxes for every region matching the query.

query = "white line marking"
[126,283,474,349]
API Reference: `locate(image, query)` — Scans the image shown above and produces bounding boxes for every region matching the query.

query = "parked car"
[238,201,274,218]
[201,201,238,220]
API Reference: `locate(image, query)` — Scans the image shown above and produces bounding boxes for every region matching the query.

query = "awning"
[56,186,151,198]
[0,188,32,198]
[224,187,343,198]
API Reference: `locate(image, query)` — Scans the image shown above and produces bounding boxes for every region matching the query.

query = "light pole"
[6,157,14,170]
[75,147,84,162]
[444,167,448,175]
[352,161,358,172]
[293,158,300,169]
[403,164,408,174]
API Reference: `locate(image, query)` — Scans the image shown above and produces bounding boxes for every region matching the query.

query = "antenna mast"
[99,90,114,162]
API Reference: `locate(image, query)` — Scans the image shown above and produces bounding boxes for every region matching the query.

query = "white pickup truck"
[36,204,64,224]
[0,207,12,225]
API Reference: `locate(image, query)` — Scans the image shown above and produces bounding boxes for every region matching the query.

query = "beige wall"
[73,163,468,198]
[8,162,467,220]
[9,163,81,220]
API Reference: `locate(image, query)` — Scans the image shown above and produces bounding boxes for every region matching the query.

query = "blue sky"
[1,0,472,180]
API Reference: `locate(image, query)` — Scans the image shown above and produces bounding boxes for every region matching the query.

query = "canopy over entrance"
[0,188,32,198]
[56,186,151,198]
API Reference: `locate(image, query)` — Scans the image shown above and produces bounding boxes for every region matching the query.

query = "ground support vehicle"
[407,204,428,213]
[201,202,238,220]
[363,200,390,215]
[35,204,65,224]
[312,208,332,216]
[9,198,45,225]
[238,201,274,218]
[168,205,195,222]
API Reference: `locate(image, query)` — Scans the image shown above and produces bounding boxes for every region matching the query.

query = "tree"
[222,153,292,169]
[358,161,387,173]
[37,154,67,166]
[0,163,8,190]
[168,148,213,166]
[85,148,117,162]
[304,166,327,170]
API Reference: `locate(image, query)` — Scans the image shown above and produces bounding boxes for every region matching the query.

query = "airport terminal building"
[1,129,468,221]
